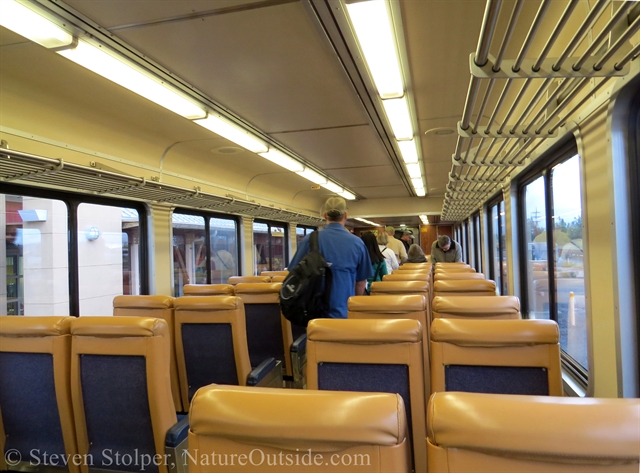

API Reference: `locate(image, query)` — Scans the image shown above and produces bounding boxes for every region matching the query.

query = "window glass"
[253,221,288,274]
[551,156,587,368]
[77,204,140,315]
[473,212,482,273]
[210,217,238,284]
[172,214,206,295]
[271,227,286,271]
[524,176,550,319]
[490,204,502,293]
[2,194,69,316]
[499,200,508,295]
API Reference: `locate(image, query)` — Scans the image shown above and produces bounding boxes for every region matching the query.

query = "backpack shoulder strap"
[310,231,320,252]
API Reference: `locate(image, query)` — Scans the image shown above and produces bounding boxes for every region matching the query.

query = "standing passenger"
[377,231,399,273]
[430,235,463,263]
[288,197,372,318]
[384,225,407,264]
[401,230,414,253]
[361,232,388,293]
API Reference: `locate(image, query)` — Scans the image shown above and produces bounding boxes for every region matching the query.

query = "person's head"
[361,231,384,264]
[437,235,452,251]
[407,243,425,260]
[321,197,347,224]
[385,225,395,237]
[401,230,414,242]
[377,231,389,245]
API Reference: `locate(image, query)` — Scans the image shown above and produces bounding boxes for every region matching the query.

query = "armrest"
[166,415,189,448]
[291,333,307,355]
[247,357,278,386]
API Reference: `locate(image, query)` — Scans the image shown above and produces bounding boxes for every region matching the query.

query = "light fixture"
[419,214,429,225]
[321,181,344,194]
[405,162,422,179]
[339,190,357,200]
[59,40,206,120]
[1,0,74,49]
[415,188,426,197]
[258,149,304,172]
[345,0,404,98]
[85,226,100,241]
[382,96,413,140]
[355,218,379,226]
[296,168,327,185]
[397,140,419,164]
[192,113,273,151]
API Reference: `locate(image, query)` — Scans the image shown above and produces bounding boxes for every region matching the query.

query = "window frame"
[2,183,149,316]
[254,219,289,272]
[472,211,482,273]
[486,192,506,295]
[629,88,640,382]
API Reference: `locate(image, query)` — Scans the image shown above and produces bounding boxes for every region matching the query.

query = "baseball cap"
[321,196,347,217]
[403,230,414,239]
[385,225,395,233]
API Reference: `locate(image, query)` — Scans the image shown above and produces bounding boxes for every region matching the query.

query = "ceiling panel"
[351,185,408,200]
[328,165,404,189]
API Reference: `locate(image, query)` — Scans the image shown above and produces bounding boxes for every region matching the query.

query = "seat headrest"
[112,295,174,309]
[428,392,640,460]
[174,296,242,311]
[370,280,429,294]
[70,316,168,338]
[234,282,282,294]
[431,318,559,345]
[348,294,426,312]
[432,296,520,316]
[434,272,485,280]
[435,263,470,268]
[383,273,429,281]
[183,284,234,296]
[308,319,422,343]
[0,316,73,337]
[228,276,271,285]
[190,385,407,450]
[434,279,496,293]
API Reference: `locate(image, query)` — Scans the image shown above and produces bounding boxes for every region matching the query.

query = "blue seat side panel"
[445,365,550,395]
[244,304,285,367]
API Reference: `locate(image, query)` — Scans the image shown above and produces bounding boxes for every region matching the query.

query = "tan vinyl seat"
[396,263,431,271]
[0,316,79,473]
[112,295,183,412]
[432,295,520,320]
[271,275,286,282]
[183,284,234,296]
[383,272,430,281]
[434,262,470,269]
[228,276,271,284]
[427,392,640,473]
[260,270,289,277]
[434,272,485,281]
[70,317,177,473]
[432,279,497,298]
[306,319,426,473]
[188,385,411,473]
[348,294,431,397]
[430,318,562,396]
[434,267,476,274]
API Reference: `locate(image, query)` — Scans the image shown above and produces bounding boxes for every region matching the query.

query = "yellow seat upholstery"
[271,275,286,282]
[370,280,429,296]
[183,284,234,296]
[70,317,177,473]
[434,272,485,281]
[306,319,426,473]
[432,295,520,320]
[260,270,288,277]
[434,267,476,273]
[427,391,640,472]
[0,316,79,473]
[113,295,182,412]
[188,385,411,473]
[383,272,430,281]
[430,318,562,396]
[396,263,431,271]
[228,276,271,284]
[432,279,497,298]
[434,262,470,269]
[348,294,431,396]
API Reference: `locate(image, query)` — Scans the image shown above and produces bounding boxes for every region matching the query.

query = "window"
[518,142,587,376]
[487,196,508,295]
[253,220,288,274]
[463,220,470,263]
[172,211,239,295]
[1,185,147,316]
[472,212,482,273]
[296,225,316,247]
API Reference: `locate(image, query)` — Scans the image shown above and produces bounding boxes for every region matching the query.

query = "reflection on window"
[2,194,69,316]
[253,221,288,274]
[78,204,140,316]
[524,176,549,320]
[210,217,238,284]
[488,199,508,295]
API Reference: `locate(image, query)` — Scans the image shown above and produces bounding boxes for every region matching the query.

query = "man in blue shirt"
[288,197,372,318]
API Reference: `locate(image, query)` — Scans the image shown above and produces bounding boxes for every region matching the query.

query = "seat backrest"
[228,276,271,285]
[396,263,431,271]
[183,284,234,296]
[434,267,476,274]
[348,294,431,396]
[70,317,177,473]
[188,385,411,473]
[260,270,289,277]
[370,280,429,296]
[432,279,497,298]
[434,262,470,269]
[173,296,251,408]
[113,295,182,412]
[427,392,640,473]
[0,316,79,473]
[383,272,429,281]
[306,318,426,473]
[234,282,291,375]
[271,275,286,282]
[432,296,520,320]
[430,318,562,396]
[434,272,485,281]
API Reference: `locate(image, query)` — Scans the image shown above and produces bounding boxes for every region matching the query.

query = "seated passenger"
[431,235,463,263]
[406,243,428,263]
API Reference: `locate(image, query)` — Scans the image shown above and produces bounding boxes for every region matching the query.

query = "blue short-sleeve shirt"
[288,223,372,318]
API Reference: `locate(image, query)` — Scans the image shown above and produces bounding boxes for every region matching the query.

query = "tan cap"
[385,226,395,233]
[321,196,347,217]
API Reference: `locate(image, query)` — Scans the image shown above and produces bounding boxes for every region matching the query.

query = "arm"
[455,243,463,262]
[399,241,408,263]
[355,280,367,295]
[389,250,399,271]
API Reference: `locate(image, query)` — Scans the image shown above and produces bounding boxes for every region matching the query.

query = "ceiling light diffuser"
[345,0,404,99]
[398,139,419,164]
[340,190,357,200]
[405,162,422,179]
[193,114,269,152]
[1,0,74,49]
[258,149,304,172]
[321,181,344,194]
[297,168,327,185]
[382,96,413,140]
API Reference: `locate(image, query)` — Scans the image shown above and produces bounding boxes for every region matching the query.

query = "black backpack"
[279,231,333,327]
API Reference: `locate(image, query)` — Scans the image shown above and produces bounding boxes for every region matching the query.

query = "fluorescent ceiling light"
[321,181,344,194]
[415,187,426,197]
[382,97,413,140]
[355,218,378,226]
[419,214,429,224]
[340,190,356,200]
[1,0,74,49]
[398,140,419,164]
[411,178,424,188]
[193,114,268,152]
[345,0,404,99]
[406,162,422,179]
[296,168,327,185]
[59,40,207,120]
[258,149,304,172]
